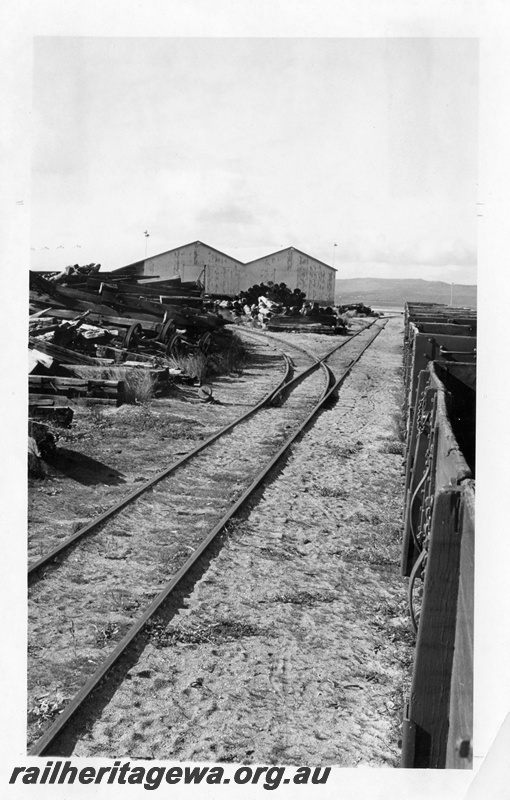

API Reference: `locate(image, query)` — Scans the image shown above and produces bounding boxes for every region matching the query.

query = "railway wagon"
[400,302,476,768]
[403,304,476,428]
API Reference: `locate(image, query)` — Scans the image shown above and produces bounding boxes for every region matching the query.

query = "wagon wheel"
[198,332,212,354]
[157,317,177,344]
[165,333,183,357]
[122,322,142,350]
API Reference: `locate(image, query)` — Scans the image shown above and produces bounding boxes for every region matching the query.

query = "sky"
[31,37,478,282]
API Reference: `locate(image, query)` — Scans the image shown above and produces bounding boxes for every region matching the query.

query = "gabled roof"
[113,240,244,273]
[114,242,337,274]
[243,246,337,272]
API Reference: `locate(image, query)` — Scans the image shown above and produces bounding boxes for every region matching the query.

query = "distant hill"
[334,277,477,309]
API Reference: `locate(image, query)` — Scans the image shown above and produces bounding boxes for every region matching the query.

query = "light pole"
[333,243,337,269]
[144,230,149,259]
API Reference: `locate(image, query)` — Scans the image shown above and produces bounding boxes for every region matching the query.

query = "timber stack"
[28,263,227,428]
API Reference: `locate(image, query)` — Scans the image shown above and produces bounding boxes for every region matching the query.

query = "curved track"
[29,321,376,579]
[28,321,385,755]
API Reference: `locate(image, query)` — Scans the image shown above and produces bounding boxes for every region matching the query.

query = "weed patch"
[87,406,113,429]
[145,617,264,648]
[317,486,348,498]
[93,621,120,648]
[122,403,160,430]
[325,441,364,458]
[380,440,405,456]
[28,691,66,727]
[209,334,248,375]
[266,590,337,606]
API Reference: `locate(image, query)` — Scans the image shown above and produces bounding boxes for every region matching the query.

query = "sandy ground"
[28,317,413,765]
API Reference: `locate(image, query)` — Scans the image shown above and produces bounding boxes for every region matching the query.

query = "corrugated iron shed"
[241,247,336,305]
[113,242,337,304]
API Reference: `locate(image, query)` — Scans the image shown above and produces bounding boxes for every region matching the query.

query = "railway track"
[28,320,377,579]
[28,320,385,755]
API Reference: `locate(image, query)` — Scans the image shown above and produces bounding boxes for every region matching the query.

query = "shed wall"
[141,243,241,295]
[241,250,335,304]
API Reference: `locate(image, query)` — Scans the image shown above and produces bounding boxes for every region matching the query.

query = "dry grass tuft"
[167,352,209,383]
[209,333,248,375]
[124,370,158,404]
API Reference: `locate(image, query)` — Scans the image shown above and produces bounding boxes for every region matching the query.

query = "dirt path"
[61,316,413,765]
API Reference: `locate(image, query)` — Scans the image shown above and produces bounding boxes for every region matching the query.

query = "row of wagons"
[400,302,476,769]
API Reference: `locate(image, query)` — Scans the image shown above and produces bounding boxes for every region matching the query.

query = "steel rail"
[29,328,344,579]
[239,319,378,404]
[28,321,384,756]
[238,317,378,363]
[28,348,294,579]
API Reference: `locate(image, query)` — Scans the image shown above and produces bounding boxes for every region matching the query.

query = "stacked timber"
[28,264,234,477]
[266,314,344,334]
[29,266,227,411]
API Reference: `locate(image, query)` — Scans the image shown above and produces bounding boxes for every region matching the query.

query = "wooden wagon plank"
[404,487,462,768]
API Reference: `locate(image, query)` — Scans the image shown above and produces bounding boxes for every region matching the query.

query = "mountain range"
[334,277,477,309]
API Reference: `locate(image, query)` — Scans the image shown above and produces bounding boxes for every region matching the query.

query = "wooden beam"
[35,309,163,331]
[29,393,118,407]
[28,337,105,365]
[29,376,123,397]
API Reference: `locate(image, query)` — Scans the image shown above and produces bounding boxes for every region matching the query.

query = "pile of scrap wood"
[265,313,347,334]
[29,264,227,419]
[336,302,376,317]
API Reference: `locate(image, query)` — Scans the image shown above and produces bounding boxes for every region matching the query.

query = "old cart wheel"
[157,317,177,344]
[198,332,212,354]
[165,333,183,357]
[122,323,142,350]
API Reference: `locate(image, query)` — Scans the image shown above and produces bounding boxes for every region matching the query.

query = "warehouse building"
[114,242,336,305]
[241,247,336,305]
[115,241,242,296]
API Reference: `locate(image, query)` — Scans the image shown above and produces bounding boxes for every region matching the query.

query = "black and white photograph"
[2,2,510,798]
